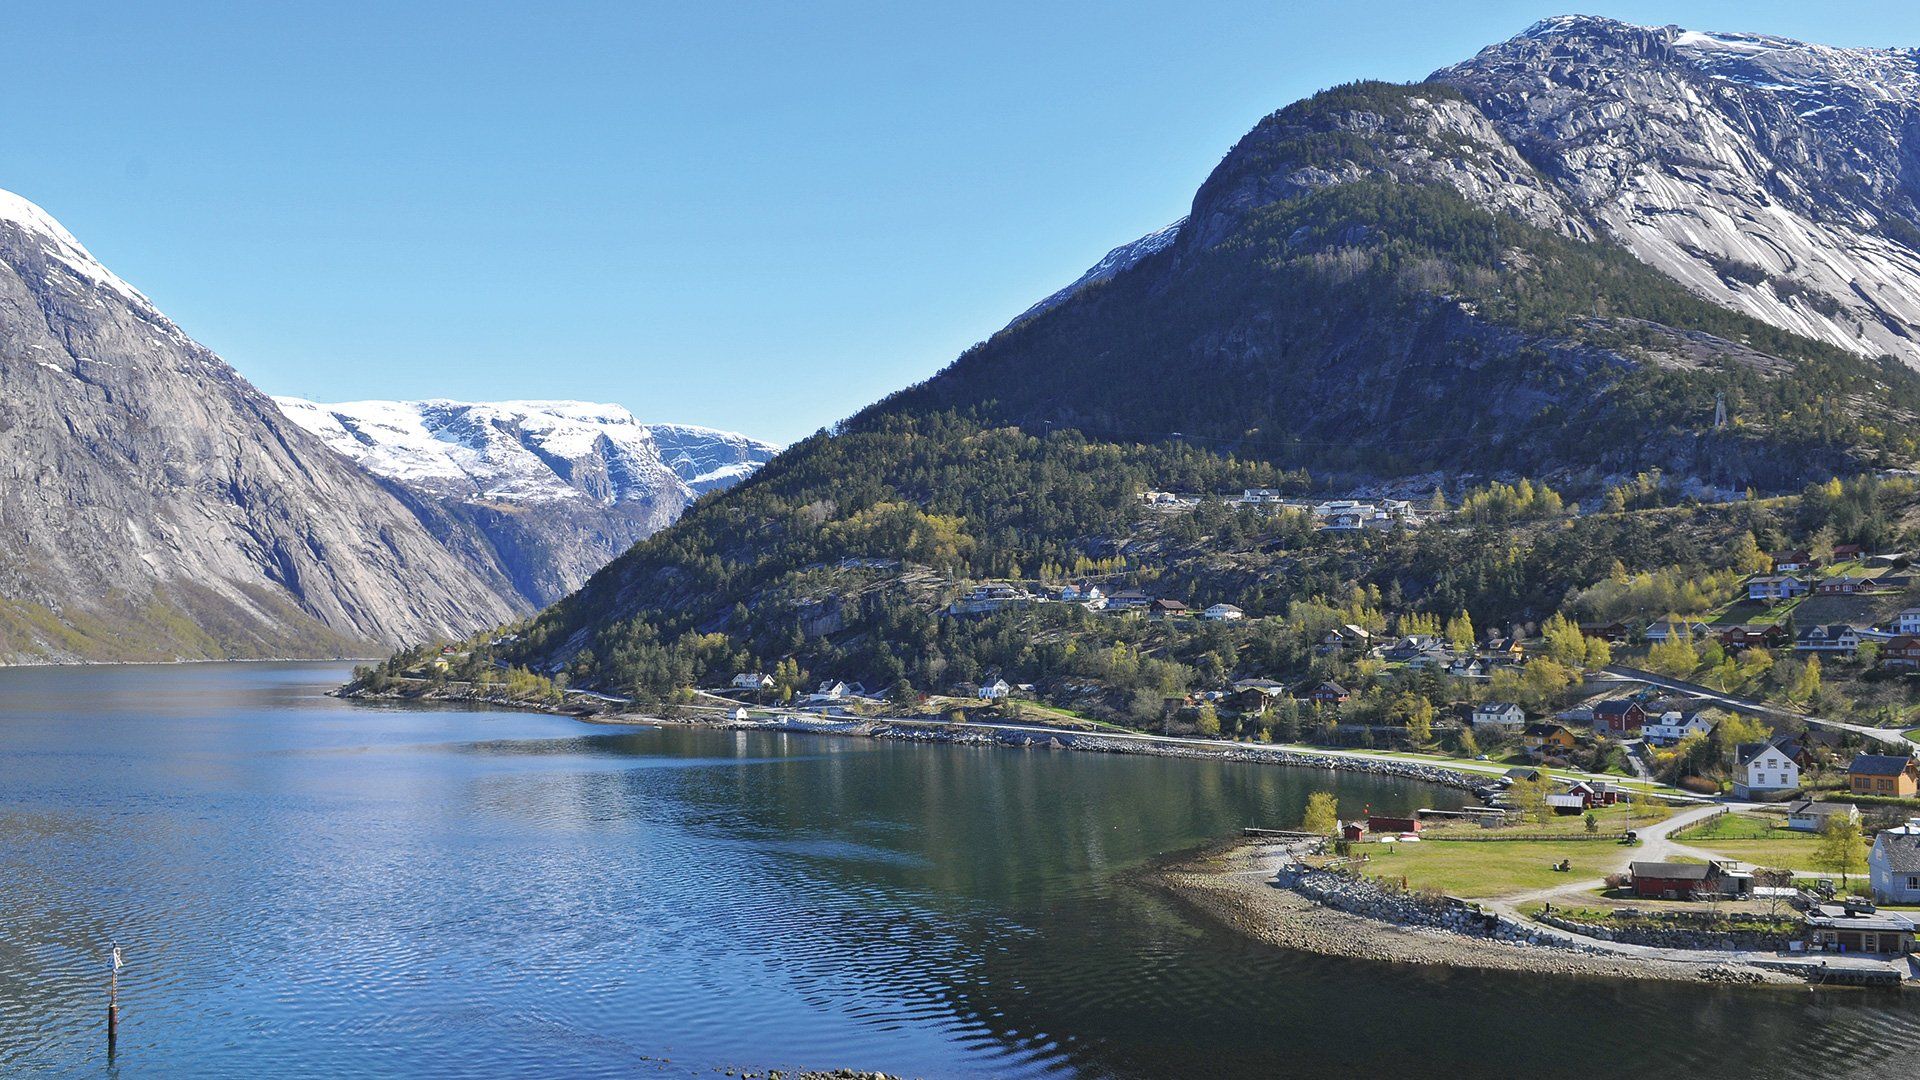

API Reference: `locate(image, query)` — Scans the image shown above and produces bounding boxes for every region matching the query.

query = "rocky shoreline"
[1152,839,1803,987]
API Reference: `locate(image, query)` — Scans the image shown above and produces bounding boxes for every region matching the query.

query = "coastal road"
[1603,664,1915,749]
[634,696,1711,803]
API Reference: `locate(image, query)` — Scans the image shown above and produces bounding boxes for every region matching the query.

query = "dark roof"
[1524,723,1569,738]
[1851,754,1917,777]
[1876,833,1920,874]
[1593,699,1640,716]
[1503,767,1541,781]
[1785,799,1853,817]
[1631,861,1717,881]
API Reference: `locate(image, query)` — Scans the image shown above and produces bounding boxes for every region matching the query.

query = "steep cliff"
[0,190,521,662]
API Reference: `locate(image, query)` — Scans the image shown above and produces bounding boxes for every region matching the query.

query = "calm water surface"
[1,662,1917,1078]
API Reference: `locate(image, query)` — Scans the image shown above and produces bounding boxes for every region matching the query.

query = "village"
[688,536,1920,984]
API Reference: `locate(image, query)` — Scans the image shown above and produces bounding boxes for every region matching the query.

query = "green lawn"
[1672,812,1819,867]
[1360,839,1635,899]
[1419,802,1669,839]
[1904,726,1920,746]
[1673,812,1779,841]
[1689,838,1819,868]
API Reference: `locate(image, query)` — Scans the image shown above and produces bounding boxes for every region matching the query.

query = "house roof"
[1876,833,1920,873]
[1631,861,1717,880]
[1851,754,1917,777]
[1593,699,1640,717]
[1523,723,1569,738]
[1785,799,1854,817]
[1735,736,1798,768]
[1503,767,1541,781]
[1475,701,1522,713]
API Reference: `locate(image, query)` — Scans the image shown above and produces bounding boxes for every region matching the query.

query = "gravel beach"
[1154,839,1802,986]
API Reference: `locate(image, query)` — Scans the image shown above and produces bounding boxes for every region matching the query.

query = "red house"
[1367,816,1420,834]
[1630,860,1730,899]
[1304,681,1350,706]
[1340,822,1367,842]
[1592,699,1646,735]
[1717,624,1790,651]
[1884,635,1920,670]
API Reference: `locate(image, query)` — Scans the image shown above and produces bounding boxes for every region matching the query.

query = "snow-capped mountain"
[276,397,778,605]
[1435,16,1920,367]
[0,189,523,662]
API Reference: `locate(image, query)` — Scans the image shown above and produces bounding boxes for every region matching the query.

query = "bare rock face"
[0,189,522,662]
[1436,15,1920,366]
[275,398,778,606]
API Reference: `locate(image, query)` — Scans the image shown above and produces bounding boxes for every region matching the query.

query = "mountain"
[440,19,1920,698]
[275,398,777,605]
[1435,17,1920,368]
[0,188,523,663]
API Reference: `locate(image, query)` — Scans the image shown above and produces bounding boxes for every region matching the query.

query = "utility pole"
[107,942,121,1056]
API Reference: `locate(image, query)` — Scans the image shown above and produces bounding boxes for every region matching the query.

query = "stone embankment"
[1532,910,1795,952]
[868,723,1484,790]
[1155,841,1790,985]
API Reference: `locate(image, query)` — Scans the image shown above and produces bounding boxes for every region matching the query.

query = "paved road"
[1604,665,1915,749]
[1479,804,1905,980]
[631,696,1710,801]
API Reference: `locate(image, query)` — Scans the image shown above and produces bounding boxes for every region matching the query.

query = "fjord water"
[2,665,1917,1078]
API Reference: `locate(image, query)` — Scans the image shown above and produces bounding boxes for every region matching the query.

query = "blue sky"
[7,2,1919,443]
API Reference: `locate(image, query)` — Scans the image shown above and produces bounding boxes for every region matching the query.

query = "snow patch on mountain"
[275,398,779,507]
[0,188,153,310]
[1438,16,1920,368]
[1007,218,1186,329]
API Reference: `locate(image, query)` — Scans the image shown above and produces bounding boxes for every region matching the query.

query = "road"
[1604,664,1915,749]
[1478,804,1906,981]
[625,691,1708,801]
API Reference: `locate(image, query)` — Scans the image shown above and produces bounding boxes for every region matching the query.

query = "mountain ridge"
[0,189,524,662]
[275,396,778,607]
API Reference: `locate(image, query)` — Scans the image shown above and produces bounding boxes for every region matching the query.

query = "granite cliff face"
[0,189,522,662]
[1436,16,1920,367]
[275,398,777,606]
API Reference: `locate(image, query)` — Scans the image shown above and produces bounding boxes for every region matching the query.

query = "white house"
[1643,708,1715,747]
[1870,821,1920,905]
[1733,736,1802,798]
[1794,624,1860,656]
[807,680,850,703]
[731,673,774,690]
[1202,603,1245,622]
[1896,608,1920,635]
[730,707,751,722]
[1785,799,1860,833]
[1470,702,1527,733]
[978,678,1012,701]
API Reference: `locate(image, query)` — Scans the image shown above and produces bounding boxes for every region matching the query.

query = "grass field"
[1418,802,1670,839]
[1687,839,1819,867]
[1673,812,1780,841]
[1360,839,1636,899]
[1672,812,1820,867]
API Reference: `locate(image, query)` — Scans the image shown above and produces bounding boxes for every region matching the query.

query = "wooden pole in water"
[107,943,120,1055]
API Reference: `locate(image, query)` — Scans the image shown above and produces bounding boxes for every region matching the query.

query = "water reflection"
[0,663,1915,1078]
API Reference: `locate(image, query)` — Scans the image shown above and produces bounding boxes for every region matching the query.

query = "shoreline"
[339,683,1499,794]
[1150,838,1837,989]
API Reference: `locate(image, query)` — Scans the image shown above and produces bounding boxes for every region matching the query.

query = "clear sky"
[7,2,1919,443]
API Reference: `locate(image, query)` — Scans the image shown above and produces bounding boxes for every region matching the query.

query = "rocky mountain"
[276,398,776,605]
[0,189,524,662]
[1434,16,1920,369]
[480,18,1920,689]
